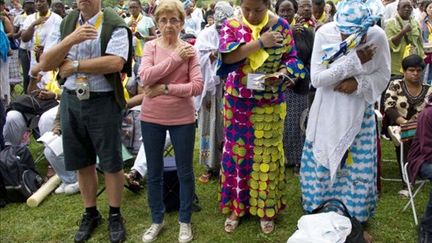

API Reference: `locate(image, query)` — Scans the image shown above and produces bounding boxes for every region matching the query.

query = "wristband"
[258,39,265,49]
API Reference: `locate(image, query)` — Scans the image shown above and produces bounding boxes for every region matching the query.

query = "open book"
[37,131,63,156]
[254,72,295,84]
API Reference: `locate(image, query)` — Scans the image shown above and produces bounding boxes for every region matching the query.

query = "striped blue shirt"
[45,11,129,92]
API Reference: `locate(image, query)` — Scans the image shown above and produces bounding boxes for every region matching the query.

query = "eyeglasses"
[158,18,181,25]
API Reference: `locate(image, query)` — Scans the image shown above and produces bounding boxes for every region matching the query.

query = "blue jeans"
[141,121,196,224]
[420,162,432,232]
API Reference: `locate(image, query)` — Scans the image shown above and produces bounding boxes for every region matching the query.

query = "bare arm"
[27,76,40,94]
[143,26,156,41]
[1,16,13,34]
[126,93,145,108]
[79,56,125,74]
[390,26,410,47]
[13,27,21,39]
[21,16,47,42]
[57,29,130,78]
[39,36,75,71]
[20,23,35,42]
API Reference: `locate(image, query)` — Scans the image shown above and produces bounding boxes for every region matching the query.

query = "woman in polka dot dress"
[217,0,305,234]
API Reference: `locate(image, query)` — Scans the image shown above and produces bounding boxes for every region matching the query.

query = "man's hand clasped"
[67,23,98,45]
[59,59,75,79]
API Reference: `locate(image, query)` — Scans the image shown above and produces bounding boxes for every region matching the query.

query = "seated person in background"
[3,66,59,146]
[384,54,431,196]
[125,132,172,191]
[407,94,432,243]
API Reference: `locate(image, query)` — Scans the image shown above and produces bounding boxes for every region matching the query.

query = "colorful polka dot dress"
[218,17,306,219]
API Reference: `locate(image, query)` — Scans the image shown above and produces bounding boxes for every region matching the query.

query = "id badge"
[247,73,265,91]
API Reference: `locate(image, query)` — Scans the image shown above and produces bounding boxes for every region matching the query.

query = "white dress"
[300,23,391,223]
[194,25,223,171]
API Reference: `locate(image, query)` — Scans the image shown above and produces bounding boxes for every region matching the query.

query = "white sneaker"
[178,222,192,243]
[64,182,80,195]
[142,222,164,242]
[54,183,66,194]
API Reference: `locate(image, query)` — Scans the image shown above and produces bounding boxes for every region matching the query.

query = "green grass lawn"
[0,138,427,242]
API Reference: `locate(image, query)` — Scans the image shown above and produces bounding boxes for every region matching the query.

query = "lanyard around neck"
[76,12,103,30]
[130,14,142,33]
[34,10,51,46]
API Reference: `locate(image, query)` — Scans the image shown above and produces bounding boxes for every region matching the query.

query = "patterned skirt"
[300,106,378,223]
[219,94,287,219]
[8,50,21,84]
[283,89,308,166]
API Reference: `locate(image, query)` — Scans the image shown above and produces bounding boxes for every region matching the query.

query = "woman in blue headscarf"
[300,0,390,238]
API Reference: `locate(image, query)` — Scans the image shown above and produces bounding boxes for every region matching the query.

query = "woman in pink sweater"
[138,1,203,242]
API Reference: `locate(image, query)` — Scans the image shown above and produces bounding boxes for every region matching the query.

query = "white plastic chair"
[398,129,428,225]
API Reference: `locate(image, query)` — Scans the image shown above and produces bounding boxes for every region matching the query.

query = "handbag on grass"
[311,199,366,243]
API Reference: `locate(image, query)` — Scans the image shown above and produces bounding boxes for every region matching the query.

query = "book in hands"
[37,131,63,156]
[254,72,295,85]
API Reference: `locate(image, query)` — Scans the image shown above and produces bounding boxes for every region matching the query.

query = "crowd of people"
[0,0,432,242]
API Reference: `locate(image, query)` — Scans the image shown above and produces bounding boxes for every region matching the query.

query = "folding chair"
[96,145,138,196]
[398,123,428,225]
[380,125,403,182]
[376,110,402,182]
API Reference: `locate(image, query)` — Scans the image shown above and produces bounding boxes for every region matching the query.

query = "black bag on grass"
[0,145,43,204]
[311,198,366,243]
[163,157,200,213]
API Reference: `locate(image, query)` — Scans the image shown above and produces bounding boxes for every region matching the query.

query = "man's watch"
[72,60,79,73]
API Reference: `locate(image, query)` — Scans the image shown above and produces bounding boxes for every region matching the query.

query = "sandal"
[125,170,142,192]
[224,217,239,233]
[363,230,373,243]
[260,220,274,234]
[46,165,55,178]
[198,172,212,184]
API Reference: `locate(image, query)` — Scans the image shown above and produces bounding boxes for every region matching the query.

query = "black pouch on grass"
[311,198,366,243]
[0,145,43,203]
[163,157,201,213]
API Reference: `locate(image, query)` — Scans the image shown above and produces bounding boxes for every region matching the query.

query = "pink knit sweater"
[138,40,203,126]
